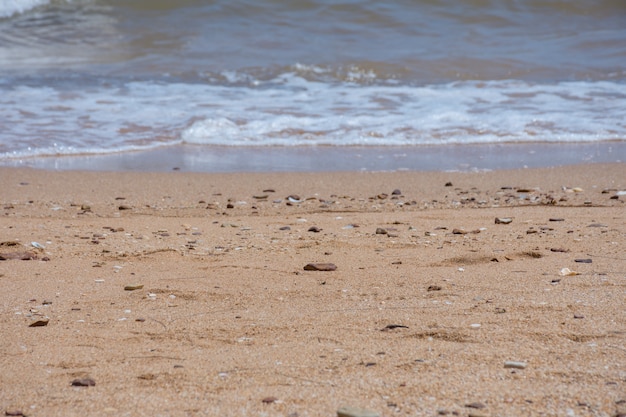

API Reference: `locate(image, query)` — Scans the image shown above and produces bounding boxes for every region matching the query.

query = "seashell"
[559,268,580,276]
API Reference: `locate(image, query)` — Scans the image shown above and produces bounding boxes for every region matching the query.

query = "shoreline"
[1,142,624,173]
[1,164,625,416]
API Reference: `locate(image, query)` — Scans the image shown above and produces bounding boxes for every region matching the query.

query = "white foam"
[0,0,50,18]
[1,74,625,158]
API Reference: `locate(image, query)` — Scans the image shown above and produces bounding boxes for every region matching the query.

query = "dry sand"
[1,164,625,417]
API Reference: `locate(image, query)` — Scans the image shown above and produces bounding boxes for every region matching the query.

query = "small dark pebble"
[118,205,132,210]
[588,223,608,228]
[427,285,442,292]
[5,411,25,416]
[29,319,49,327]
[549,218,565,222]
[574,314,585,319]
[0,251,37,261]
[71,378,95,387]
[550,248,569,253]
[381,324,409,331]
[262,397,278,404]
[375,227,388,235]
[445,182,453,187]
[308,226,321,233]
[391,189,402,195]
[465,402,486,409]
[304,263,337,271]
[279,226,291,231]
[574,259,592,263]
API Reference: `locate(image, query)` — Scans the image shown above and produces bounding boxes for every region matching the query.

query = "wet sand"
[1,164,625,417]
[2,142,625,173]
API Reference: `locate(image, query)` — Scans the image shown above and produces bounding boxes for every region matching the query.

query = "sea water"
[1,0,625,171]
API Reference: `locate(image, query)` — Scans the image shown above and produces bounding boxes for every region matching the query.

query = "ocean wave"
[0,0,51,18]
[1,74,625,159]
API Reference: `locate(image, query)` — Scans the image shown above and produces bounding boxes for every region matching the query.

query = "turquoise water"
[1,0,625,170]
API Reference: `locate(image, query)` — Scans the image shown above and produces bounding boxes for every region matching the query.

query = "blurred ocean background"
[0,0,625,171]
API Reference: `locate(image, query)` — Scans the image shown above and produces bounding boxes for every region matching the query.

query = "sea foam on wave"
[0,0,50,17]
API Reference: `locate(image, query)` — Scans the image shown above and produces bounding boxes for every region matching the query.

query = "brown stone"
[303,263,337,271]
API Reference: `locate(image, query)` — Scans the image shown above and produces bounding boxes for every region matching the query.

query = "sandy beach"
[1,164,625,417]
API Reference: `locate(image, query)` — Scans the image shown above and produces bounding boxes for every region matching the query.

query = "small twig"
[275,372,335,387]
[607,344,626,353]
[319,305,441,313]
[128,355,184,360]
[149,318,168,330]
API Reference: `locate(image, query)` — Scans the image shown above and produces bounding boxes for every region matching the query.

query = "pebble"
[465,402,486,409]
[494,217,512,224]
[587,223,607,228]
[427,285,442,291]
[4,411,25,416]
[261,397,278,404]
[381,324,409,331]
[504,361,527,369]
[550,248,569,253]
[118,205,132,210]
[0,251,37,260]
[308,226,322,233]
[71,378,96,387]
[29,319,49,327]
[304,263,337,271]
[375,228,388,235]
[453,228,480,234]
[124,284,144,291]
[574,258,592,263]
[337,406,381,417]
